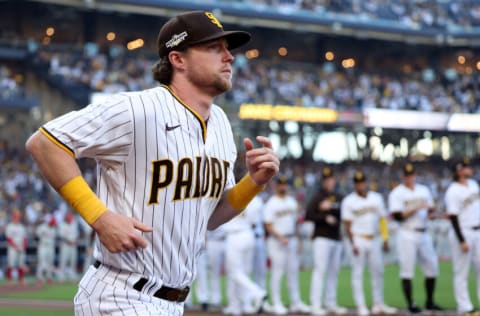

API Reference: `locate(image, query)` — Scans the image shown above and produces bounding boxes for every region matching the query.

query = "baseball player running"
[264,176,310,315]
[445,159,480,316]
[5,209,27,285]
[341,171,397,316]
[305,167,347,316]
[26,10,279,316]
[388,163,443,314]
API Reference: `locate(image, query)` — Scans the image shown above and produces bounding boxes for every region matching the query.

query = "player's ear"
[168,51,186,71]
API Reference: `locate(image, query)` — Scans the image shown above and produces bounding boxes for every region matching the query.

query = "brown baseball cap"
[353,170,366,183]
[403,163,416,176]
[157,11,251,57]
[322,167,334,179]
[276,175,289,185]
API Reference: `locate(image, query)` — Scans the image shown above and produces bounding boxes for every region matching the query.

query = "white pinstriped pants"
[74,265,184,316]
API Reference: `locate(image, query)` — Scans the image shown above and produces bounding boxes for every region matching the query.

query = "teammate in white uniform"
[58,212,80,282]
[5,209,27,285]
[251,194,268,295]
[388,163,442,314]
[264,176,310,315]
[35,215,57,285]
[445,159,480,316]
[341,171,396,316]
[193,227,225,311]
[26,11,279,316]
[223,194,266,315]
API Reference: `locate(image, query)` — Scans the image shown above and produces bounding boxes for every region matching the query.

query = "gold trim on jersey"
[162,85,207,142]
[39,127,75,158]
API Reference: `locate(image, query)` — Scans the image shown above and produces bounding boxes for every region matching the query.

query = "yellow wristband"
[227,174,265,211]
[58,176,108,225]
[379,217,389,241]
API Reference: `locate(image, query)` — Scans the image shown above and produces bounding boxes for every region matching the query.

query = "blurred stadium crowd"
[237,0,480,29]
[0,0,480,313]
[27,49,480,114]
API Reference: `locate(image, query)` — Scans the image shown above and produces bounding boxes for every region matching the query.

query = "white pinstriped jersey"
[41,85,237,288]
[445,179,480,228]
[388,183,433,230]
[264,195,298,236]
[341,191,386,235]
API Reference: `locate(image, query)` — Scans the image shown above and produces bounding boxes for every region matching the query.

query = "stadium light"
[476,61,480,70]
[325,51,334,61]
[46,27,55,37]
[245,49,259,59]
[127,38,144,50]
[278,47,288,56]
[106,32,116,41]
[457,55,466,64]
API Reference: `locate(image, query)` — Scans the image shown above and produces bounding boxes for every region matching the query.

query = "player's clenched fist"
[92,211,153,253]
[244,136,280,186]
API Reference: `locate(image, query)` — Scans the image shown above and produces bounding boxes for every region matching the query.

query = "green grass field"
[0,261,478,315]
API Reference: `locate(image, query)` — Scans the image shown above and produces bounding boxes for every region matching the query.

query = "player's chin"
[214,79,232,93]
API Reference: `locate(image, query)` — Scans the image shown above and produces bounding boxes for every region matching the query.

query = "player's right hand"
[92,210,153,253]
[352,245,359,256]
[461,241,469,253]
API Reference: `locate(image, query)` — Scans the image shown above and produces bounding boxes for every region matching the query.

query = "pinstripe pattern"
[44,86,237,314]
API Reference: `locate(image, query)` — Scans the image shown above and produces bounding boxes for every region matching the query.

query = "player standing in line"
[35,214,57,285]
[305,167,347,316]
[26,10,279,316]
[388,163,443,314]
[206,228,227,308]
[193,227,225,311]
[222,194,267,316]
[250,194,272,312]
[445,159,480,316]
[264,176,310,315]
[341,171,397,316]
[5,209,27,285]
[58,211,80,283]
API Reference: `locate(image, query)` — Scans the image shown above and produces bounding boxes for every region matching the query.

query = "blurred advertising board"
[447,113,480,132]
[363,108,449,130]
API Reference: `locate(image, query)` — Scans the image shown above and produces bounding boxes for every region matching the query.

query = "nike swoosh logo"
[166,123,181,131]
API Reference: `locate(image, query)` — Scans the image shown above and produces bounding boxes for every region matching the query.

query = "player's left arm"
[207,136,279,230]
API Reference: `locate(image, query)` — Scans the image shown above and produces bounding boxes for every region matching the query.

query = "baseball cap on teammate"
[322,166,334,179]
[157,11,251,57]
[276,175,289,185]
[353,170,366,183]
[403,162,416,176]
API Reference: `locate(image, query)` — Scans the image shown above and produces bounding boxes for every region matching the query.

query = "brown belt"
[356,234,375,240]
[93,260,190,302]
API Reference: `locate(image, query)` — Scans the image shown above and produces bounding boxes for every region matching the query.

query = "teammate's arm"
[26,131,152,253]
[207,136,279,230]
[449,214,469,252]
[264,222,289,245]
[343,220,358,256]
